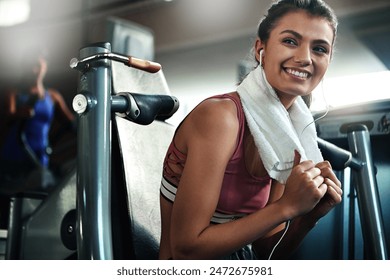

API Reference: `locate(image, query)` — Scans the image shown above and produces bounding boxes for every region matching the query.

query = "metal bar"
[5,197,22,259]
[111,95,128,114]
[340,168,351,259]
[70,52,161,73]
[74,42,113,260]
[347,124,388,259]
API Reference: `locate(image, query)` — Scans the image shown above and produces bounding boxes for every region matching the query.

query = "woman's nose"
[294,45,312,66]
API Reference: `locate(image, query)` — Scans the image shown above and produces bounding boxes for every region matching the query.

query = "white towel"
[237,65,323,183]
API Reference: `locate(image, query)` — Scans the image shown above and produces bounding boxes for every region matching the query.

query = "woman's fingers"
[316,161,343,203]
[316,161,342,187]
[325,177,343,196]
[293,149,301,167]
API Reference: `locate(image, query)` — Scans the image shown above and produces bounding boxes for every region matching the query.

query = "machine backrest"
[114,116,175,259]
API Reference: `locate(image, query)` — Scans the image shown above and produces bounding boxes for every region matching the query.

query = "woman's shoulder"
[47,88,61,99]
[190,92,240,128]
[176,92,241,153]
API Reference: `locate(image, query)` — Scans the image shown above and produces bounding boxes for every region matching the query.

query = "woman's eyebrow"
[280,29,331,46]
[280,29,303,39]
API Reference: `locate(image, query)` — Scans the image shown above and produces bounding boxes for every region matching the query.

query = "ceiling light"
[0,0,30,27]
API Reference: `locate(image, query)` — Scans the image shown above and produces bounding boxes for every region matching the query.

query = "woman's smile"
[284,67,311,80]
[257,10,334,108]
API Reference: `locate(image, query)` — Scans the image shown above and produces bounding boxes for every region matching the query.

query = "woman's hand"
[279,151,328,219]
[304,161,343,222]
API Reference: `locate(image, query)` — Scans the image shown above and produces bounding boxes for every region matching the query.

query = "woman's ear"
[254,38,264,63]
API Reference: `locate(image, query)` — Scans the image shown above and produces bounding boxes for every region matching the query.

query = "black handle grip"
[115,93,179,125]
[317,137,354,170]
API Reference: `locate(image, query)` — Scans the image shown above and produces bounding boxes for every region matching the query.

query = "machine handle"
[113,93,179,125]
[317,137,362,170]
[126,56,161,73]
[70,52,162,73]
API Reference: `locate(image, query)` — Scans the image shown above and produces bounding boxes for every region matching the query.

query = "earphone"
[268,219,291,260]
[300,79,330,137]
[259,49,264,66]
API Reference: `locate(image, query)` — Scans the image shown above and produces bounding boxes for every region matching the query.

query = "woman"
[159,0,342,260]
[1,51,75,170]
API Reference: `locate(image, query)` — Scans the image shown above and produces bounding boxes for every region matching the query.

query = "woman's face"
[257,10,334,107]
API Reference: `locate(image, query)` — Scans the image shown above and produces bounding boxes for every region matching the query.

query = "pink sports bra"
[160,94,272,224]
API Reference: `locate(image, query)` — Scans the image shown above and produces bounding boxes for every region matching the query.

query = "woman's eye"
[313,46,328,54]
[283,38,297,46]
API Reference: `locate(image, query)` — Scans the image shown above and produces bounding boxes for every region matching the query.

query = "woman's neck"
[276,93,297,110]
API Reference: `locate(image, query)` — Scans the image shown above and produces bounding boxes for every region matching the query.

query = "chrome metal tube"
[347,124,388,259]
[74,42,113,260]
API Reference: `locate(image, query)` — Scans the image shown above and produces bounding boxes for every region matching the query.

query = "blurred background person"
[1,48,75,173]
[0,47,75,228]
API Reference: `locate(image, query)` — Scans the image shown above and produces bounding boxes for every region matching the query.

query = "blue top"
[1,91,55,167]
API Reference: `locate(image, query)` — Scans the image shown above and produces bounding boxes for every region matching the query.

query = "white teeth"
[286,68,308,78]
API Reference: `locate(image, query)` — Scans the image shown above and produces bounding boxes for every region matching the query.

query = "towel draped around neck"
[236,65,323,183]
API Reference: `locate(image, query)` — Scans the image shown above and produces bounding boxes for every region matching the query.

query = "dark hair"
[258,0,338,45]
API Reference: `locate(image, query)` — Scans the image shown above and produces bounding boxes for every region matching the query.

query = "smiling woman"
[158,0,342,260]
[256,10,334,108]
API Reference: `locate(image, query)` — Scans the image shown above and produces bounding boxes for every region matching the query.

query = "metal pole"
[347,124,388,259]
[73,42,113,259]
